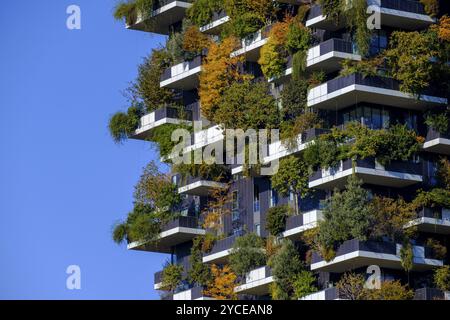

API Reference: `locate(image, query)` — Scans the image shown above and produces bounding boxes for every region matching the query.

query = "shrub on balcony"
[434,265,450,291]
[223,0,276,39]
[266,205,291,236]
[438,157,450,189]
[292,270,318,299]
[134,49,174,113]
[108,105,143,144]
[189,237,213,286]
[362,281,414,300]
[335,272,365,300]
[425,111,449,134]
[340,56,384,78]
[134,161,182,210]
[146,123,192,159]
[213,80,280,130]
[203,264,237,300]
[420,0,439,17]
[187,0,224,27]
[268,239,305,300]
[259,17,312,79]
[385,30,438,96]
[414,188,450,209]
[229,233,266,277]
[426,238,447,260]
[271,156,309,215]
[113,0,154,25]
[369,196,417,242]
[161,262,184,292]
[199,37,249,121]
[317,176,373,255]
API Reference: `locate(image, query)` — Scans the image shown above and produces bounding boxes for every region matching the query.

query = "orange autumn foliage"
[199,37,250,121]
[203,264,237,300]
[438,15,450,42]
[182,26,211,55]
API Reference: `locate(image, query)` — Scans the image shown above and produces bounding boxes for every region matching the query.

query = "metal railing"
[160,55,203,81]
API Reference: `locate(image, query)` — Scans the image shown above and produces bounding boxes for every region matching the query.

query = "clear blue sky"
[0,1,169,299]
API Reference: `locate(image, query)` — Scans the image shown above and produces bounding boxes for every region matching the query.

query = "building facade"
[111,0,450,300]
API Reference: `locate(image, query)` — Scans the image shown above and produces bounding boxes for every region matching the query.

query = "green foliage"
[146,123,191,159]
[271,156,309,212]
[279,77,309,121]
[426,238,447,260]
[268,239,305,300]
[292,271,317,299]
[112,162,182,245]
[419,0,440,17]
[189,237,213,286]
[336,272,365,300]
[133,161,181,210]
[414,188,450,209]
[108,105,142,144]
[187,0,224,26]
[434,265,450,291]
[317,176,372,253]
[385,30,438,95]
[400,241,414,274]
[161,262,184,292]
[266,205,291,236]
[229,233,266,277]
[363,281,414,300]
[425,111,449,134]
[345,0,370,56]
[113,0,154,25]
[223,0,275,38]
[303,136,342,171]
[213,81,280,130]
[340,57,383,78]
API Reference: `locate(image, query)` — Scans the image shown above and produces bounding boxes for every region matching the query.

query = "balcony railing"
[426,128,450,142]
[380,0,426,15]
[206,233,243,255]
[308,0,427,21]
[414,288,445,300]
[309,158,422,182]
[162,216,201,232]
[160,55,202,82]
[319,38,355,55]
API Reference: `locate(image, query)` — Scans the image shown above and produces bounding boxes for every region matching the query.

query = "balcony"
[203,234,241,264]
[306,0,434,31]
[184,125,224,153]
[309,158,422,190]
[300,287,339,300]
[126,0,193,35]
[263,128,330,163]
[131,106,192,140]
[272,39,361,83]
[307,74,447,111]
[199,11,230,35]
[423,128,450,155]
[414,288,447,300]
[178,177,228,196]
[231,26,272,62]
[154,255,192,290]
[282,210,323,240]
[234,266,273,295]
[311,239,443,272]
[160,55,202,90]
[163,286,214,300]
[406,207,450,234]
[127,216,205,253]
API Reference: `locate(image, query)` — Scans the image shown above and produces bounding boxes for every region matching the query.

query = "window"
[369,30,388,56]
[269,189,278,208]
[232,191,239,210]
[253,185,260,213]
[342,105,389,129]
[255,224,261,236]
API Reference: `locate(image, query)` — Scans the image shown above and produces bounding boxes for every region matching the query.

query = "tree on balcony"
[229,233,266,277]
[363,281,414,300]
[187,0,225,27]
[266,205,291,236]
[434,265,450,292]
[189,237,213,286]
[268,239,305,300]
[108,105,143,144]
[112,162,182,245]
[203,264,237,300]
[113,0,154,25]
[160,262,184,292]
